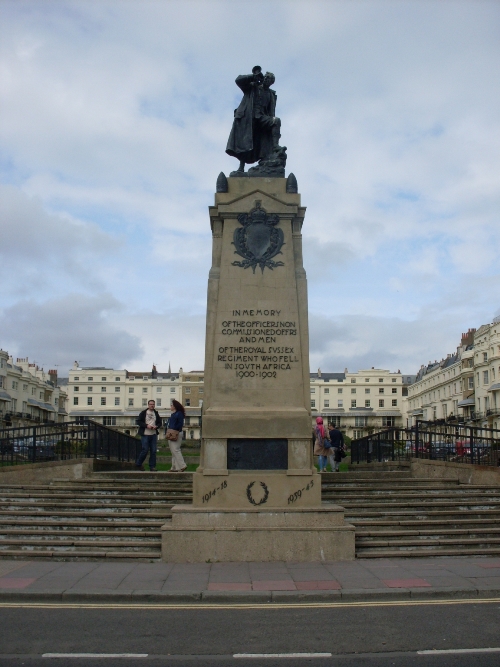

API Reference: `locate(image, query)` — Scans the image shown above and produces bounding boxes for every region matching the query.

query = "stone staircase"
[0,471,192,560]
[322,470,500,558]
[2,468,500,560]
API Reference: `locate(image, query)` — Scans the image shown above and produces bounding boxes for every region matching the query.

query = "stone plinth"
[201,177,310,449]
[162,506,355,562]
[160,175,355,562]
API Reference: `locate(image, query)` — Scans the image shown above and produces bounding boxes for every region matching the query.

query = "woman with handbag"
[166,399,187,473]
[313,416,331,472]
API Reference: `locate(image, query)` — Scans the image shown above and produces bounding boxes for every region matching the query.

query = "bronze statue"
[226,66,286,178]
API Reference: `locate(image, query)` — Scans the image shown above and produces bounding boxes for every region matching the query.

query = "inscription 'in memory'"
[218,306,300,379]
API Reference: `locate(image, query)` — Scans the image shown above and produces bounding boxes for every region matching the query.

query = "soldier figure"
[226,66,282,174]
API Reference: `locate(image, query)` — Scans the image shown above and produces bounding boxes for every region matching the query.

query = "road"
[0,599,499,666]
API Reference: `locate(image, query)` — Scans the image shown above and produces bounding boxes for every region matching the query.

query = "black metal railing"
[0,419,141,466]
[351,420,500,467]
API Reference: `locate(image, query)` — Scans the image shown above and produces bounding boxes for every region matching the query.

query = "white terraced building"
[0,350,68,428]
[310,368,415,439]
[405,318,500,431]
[471,319,500,429]
[66,362,412,441]
[67,363,203,440]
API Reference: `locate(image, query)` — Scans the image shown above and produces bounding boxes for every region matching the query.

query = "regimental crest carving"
[232,202,284,273]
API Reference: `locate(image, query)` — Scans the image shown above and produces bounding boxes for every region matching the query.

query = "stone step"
[323,487,500,495]
[323,485,461,492]
[0,536,160,546]
[352,518,500,528]
[357,524,500,534]
[0,509,172,519]
[356,539,500,557]
[356,546,500,558]
[336,496,500,512]
[47,487,192,493]
[0,489,191,502]
[321,479,460,490]
[356,535,500,546]
[0,498,190,508]
[323,471,412,480]
[326,496,500,504]
[90,472,193,480]
[0,503,177,514]
[0,548,161,559]
[0,528,162,537]
[346,511,500,523]
[49,486,192,493]
[0,518,166,528]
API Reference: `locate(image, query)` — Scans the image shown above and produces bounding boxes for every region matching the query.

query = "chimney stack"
[461,328,476,347]
[48,369,58,385]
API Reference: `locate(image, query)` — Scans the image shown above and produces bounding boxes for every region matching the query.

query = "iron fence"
[0,419,141,466]
[351,420,500,467]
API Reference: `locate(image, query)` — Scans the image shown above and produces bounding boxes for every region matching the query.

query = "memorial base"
[161,506,356,562]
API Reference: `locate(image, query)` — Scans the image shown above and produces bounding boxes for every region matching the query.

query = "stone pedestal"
[161,176,355,562]
[162,506,355,562]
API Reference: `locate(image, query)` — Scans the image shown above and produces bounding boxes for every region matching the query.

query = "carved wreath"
[246,481,269,506]
[232,202,284,274]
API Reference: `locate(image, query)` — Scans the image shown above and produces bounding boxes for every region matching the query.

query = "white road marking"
[234,654,332,658]
[42,654,148,659]
[418,648,500,655]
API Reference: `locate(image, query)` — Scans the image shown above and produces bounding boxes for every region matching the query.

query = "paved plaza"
[1,557,499,602]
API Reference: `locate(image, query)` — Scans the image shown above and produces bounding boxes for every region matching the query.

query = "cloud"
[303,237,356,282]
[309,312,462,374]
[0,1,499,374]
[116,310,206,373]
[0,293,142,369]
[0,185,117,299]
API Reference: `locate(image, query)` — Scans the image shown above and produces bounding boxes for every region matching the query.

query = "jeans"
[328,452,339,472]
[136,434,157,469]
[318,455,327,471]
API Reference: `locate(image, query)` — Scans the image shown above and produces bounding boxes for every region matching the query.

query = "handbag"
[323,438,332,449]
[340,448,346,458]
[166,429,179,442]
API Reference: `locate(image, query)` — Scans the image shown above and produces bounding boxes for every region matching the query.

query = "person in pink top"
[313,416,331,472]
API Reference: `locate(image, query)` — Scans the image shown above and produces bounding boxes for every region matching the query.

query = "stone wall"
[410,458,500,485]
[0,458,136,484]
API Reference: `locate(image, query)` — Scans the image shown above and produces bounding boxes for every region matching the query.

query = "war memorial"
[162,66,355,561]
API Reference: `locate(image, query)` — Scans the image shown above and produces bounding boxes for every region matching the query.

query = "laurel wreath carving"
[246,481,269,506]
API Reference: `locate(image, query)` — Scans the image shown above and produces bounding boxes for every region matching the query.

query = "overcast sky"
[1,0,499,376]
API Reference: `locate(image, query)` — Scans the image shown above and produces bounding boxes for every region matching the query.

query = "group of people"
[135,400,344,475]
[135,399,187,473]
[314,417,346,472]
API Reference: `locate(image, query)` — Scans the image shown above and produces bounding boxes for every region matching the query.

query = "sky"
[0,0,499,377]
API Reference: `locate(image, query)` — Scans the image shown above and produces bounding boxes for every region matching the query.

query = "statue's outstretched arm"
[235,74,254,92]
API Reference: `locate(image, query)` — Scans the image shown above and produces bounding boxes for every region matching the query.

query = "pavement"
[1,556,500,603]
